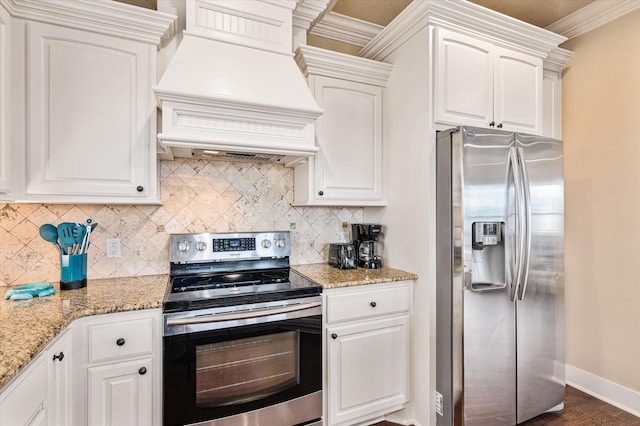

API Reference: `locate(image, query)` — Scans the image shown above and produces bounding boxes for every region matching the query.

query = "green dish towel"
[4,283,56,300]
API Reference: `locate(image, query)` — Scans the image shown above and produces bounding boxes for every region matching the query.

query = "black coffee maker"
[352,224,383,269]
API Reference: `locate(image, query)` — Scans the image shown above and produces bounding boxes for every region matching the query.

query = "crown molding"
[546,0,640,40]
[295,44,392,87]
[544,47,573,72]
[0,0,176,45]
[359,0,566,61]
[309,11,383,47]
[293,0,332,30]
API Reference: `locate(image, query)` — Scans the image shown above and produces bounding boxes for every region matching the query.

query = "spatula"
[72,224,86,254]
[57,222,77,255]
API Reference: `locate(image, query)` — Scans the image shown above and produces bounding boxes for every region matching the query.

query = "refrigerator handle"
[517,147,532,301]
[508,147,525,302]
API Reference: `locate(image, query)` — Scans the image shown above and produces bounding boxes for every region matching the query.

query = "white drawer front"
[326,284,411,324]
[88,318,153,364]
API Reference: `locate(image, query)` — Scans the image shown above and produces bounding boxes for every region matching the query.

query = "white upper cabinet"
[434,27,543,135]
[294,45,392,206]
[1,0,174,204]
[0,3,10,194]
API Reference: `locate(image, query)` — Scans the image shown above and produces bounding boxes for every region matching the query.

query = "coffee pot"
[351,223,383,269]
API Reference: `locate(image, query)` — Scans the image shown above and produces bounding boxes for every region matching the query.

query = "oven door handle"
[166,301,322,326]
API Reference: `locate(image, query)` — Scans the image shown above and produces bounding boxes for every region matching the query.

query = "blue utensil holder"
[60,253,87,290]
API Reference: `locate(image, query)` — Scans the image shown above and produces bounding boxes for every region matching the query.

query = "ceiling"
[331,0,595,28]
[120,0,595,30]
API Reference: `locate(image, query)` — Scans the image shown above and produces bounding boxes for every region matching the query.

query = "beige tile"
[0,158,364,285]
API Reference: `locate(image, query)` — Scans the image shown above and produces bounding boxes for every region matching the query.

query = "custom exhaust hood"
[153,0,323,166]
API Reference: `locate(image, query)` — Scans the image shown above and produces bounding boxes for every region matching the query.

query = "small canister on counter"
[60,253,87,290]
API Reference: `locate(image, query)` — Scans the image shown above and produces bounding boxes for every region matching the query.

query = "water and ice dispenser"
[469,221,505,290]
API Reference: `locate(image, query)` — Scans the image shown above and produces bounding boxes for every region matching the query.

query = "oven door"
[163,297,322,426]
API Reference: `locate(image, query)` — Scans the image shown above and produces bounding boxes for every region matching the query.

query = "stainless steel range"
[162,231,323,426]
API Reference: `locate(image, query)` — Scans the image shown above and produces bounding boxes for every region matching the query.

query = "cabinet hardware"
[138,367,147,375]
[318,191,324,196]
[136,186,144,192]
[331,333,337,339]
[370,301,377,308]
[489,121,495,127]
[497,123,503,128]
[52,352,64,362]
[116,338,126,346]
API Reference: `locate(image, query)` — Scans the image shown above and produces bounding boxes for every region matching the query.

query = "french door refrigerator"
[435,126,564,425]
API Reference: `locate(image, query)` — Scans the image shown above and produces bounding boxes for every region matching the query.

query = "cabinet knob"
[370,301,377,308]
[52,352,64,362]
[116,338,126,346]
[497,123,503,129]
[318,191,324,196]
[136,186,144,192]
[331,333,338,339]
[489,121,495,127]
[138,367,147,375]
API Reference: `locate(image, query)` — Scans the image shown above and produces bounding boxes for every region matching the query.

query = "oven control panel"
[170,232,291,263]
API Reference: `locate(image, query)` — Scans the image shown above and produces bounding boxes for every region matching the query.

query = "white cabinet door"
[294,46,391,206]
[24,21,158,203]
[0,3,10,194]
[327,315,410,426]
[434,27,543,135]
[88,358,153,426]
[434,27,494,128]
[493,46,543,134]
[313,76,383,204]
[0,355,47,426]
[46,328,72,426]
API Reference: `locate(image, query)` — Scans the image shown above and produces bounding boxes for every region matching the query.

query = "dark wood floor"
[372,386,640,425]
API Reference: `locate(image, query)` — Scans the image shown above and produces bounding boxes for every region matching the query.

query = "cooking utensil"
[80,221,97,253]
[39,224,61,253]
[57,222,77,255]
[73,224,86,254]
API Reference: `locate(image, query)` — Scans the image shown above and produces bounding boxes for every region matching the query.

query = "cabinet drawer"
[326,284,411,324]
[88,318,153,364]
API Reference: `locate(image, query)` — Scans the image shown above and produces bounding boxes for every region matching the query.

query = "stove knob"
[262,239,272,249]
[177,240,190,253]
[195,241,207,252]
[275,238,286,248]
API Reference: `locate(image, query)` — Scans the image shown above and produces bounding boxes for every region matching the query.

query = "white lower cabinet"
[324,281,412,426]
[0,354,46,426]
[0,327,72,426]
[0,310,160,426]
[73,309,162,426]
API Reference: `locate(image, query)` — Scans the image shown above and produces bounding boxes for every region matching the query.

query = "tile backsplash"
[0,159,363,286]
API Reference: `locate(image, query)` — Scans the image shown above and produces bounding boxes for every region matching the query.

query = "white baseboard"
[566,364,640,417]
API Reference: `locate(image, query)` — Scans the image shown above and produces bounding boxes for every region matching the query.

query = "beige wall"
[562,9,640,391]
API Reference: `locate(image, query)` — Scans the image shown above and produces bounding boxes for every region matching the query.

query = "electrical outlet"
[106,238,121,258]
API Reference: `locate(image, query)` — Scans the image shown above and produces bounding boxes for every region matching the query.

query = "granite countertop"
[0,264,417,391]
[0,274,168,390]
[292,263,417,289]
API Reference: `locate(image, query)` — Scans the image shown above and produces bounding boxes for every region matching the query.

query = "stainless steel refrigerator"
[435,126,565,425]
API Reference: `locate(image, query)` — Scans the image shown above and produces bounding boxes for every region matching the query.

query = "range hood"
[153,0,323,166]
